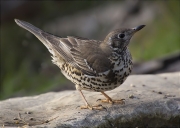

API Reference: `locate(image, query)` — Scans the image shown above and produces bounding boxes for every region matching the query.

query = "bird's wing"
[69,38,112,75]
[15,19,112,75]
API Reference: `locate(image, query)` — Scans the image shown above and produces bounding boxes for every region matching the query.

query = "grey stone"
[0,72,180,128]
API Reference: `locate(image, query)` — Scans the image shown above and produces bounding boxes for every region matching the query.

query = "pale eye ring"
[118,33,125,38]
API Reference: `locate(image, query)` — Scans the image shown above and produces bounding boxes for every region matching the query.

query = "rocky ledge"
[0,72,180,128]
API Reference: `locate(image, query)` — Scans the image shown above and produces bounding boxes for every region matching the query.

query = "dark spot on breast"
[114,70,119,74]
[77,79,81,82]
[98,84,102,86]
[118,79,124,84]
[117,61,120,66]
[91,78,96,81]
[124,72,128,77]
[87,78,90,82]
[104,84,107,86]
[97,79,102,82]
[91,81,96,85]
[74,71,81,76]
[102,81,107,83]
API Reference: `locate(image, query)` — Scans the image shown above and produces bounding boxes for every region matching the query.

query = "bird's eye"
[118,33,125,39]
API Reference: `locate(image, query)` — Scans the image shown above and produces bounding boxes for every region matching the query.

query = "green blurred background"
[1,1,180,100]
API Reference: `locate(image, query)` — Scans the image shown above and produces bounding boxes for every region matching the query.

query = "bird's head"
[104,25,145,51]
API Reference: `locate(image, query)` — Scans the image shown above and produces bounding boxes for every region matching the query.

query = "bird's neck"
[111,46,128,55]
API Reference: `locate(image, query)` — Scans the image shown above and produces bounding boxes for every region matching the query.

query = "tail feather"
[15,19,66,67]
[15,19,57,53]
[15,19,42,37]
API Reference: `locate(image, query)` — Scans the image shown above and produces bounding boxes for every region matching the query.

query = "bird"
[15,19,145,110]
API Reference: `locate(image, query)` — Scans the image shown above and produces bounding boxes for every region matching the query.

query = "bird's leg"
[78,90,92,109]
[99,91,125,104]
[77,90,105,110]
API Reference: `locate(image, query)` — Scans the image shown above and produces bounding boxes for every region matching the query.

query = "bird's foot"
[80,104,106,110]
[97,98,125,104]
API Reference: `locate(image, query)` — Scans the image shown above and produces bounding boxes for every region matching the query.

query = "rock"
[0,72,180,128]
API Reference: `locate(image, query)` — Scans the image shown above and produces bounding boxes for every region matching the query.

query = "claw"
[100,92,125,105]
[80,104,106,110]
[96,99,102,102]
[98,98,125,104]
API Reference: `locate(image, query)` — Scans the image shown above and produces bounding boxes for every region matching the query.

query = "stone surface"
[0,72,180,128]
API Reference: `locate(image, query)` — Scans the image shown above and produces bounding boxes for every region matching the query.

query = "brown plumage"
[15,19,145,110]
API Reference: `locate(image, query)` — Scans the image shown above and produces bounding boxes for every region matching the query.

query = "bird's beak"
[132,25,145,32]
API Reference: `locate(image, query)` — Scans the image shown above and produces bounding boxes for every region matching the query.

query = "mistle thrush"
[15,19,145,110]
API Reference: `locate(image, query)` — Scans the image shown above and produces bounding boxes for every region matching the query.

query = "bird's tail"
[15,19,65,67]
[15,19,57,53]
[15,19,43,36]
[15,19,50,47]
